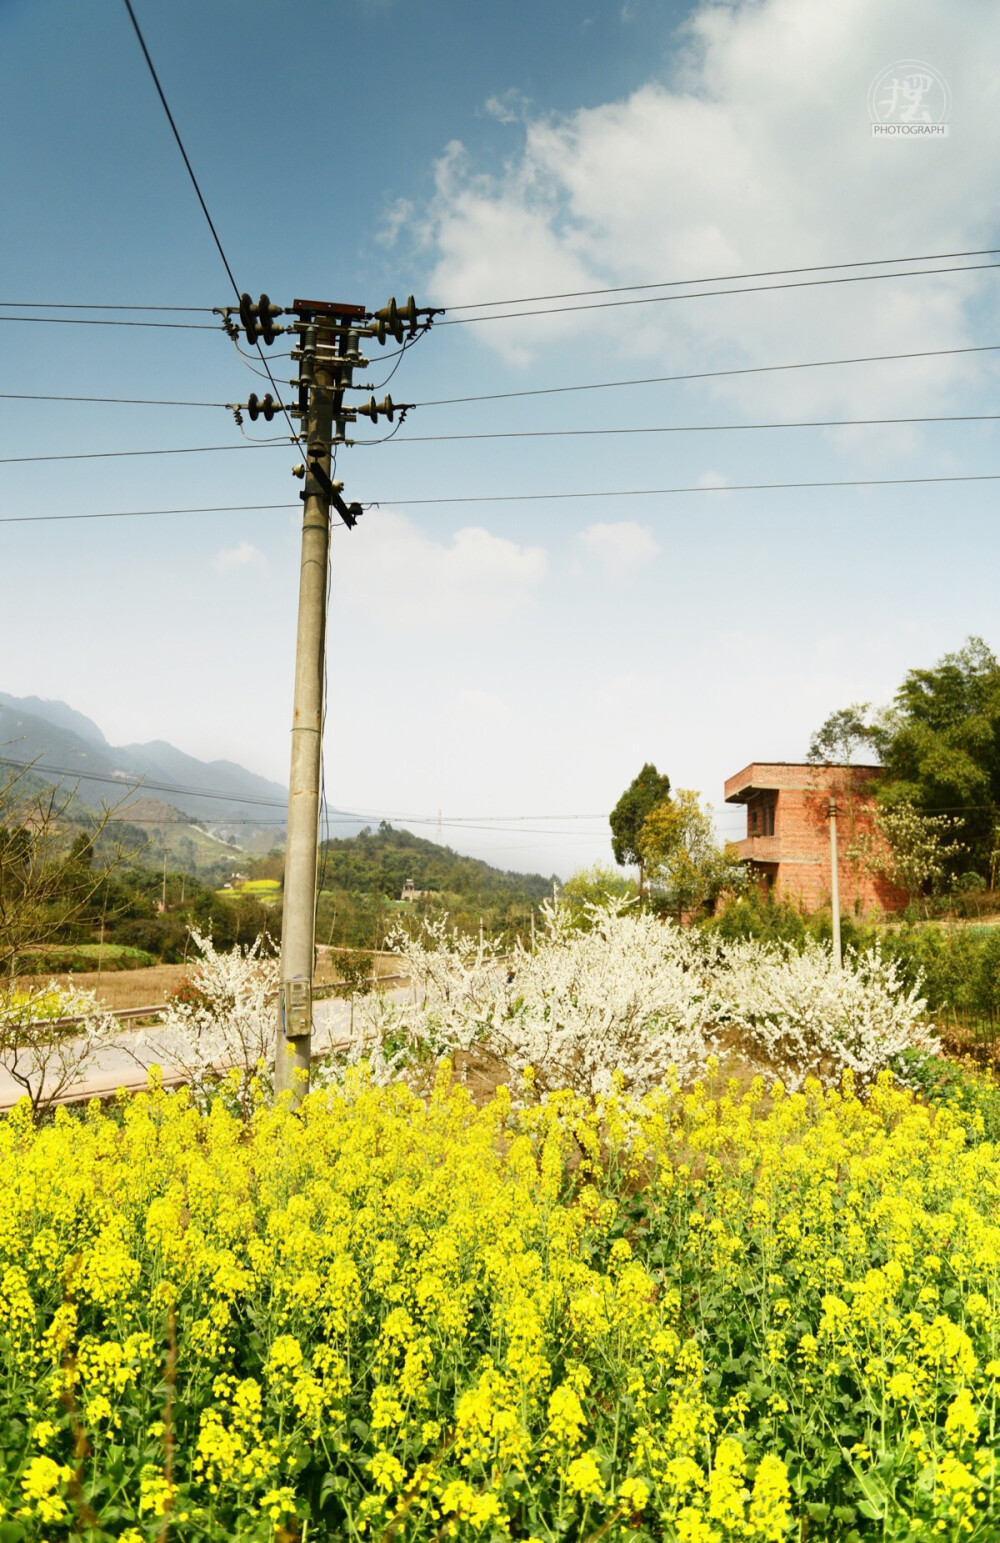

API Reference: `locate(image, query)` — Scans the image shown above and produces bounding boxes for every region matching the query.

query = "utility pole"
[219,291,432,1105]
[273,304,338,1100]
[828,795,842,968]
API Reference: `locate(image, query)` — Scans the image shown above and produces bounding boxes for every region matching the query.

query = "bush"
[348,901,935,1095]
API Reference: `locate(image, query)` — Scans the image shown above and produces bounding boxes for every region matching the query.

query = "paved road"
[0,994,401,1110]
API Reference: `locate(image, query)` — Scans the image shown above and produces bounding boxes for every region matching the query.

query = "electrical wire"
[0,755,287,809]
[0,502,296,525]
[0,301,214,312]
[3,341,998,416]
[6,256,994,331]
[436,260,1000,327]
[0,315,219,330]
[6,243,998,320]
[0,442,283,465]
[0,392,229,408]
[120,0,304,458]
[7,468,1000,525]
[0,755,618,838]
[379,470,1000,506]
[378,411,1000,447]
[415,342,1000,409]
[439,246,1000,311]
[13,405,985,465]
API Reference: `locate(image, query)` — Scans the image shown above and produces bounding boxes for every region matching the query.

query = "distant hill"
[319,822,555,903]
[302,823,555,948]
[0,692,368,839]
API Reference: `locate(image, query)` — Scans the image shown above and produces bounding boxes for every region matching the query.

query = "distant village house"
[400,878,425,903]
[724,762,907,913]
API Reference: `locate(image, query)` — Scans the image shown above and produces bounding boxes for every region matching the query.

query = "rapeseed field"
[1,1065,998,1540]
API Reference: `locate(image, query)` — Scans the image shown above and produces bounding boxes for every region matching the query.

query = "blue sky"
[3,0,999,877]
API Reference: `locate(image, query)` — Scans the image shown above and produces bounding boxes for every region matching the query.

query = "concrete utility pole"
[828,795,842,969]
[220,290,431,1105]
[274,314,336,1101]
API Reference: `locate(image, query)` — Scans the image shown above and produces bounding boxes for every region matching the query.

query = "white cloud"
[376,196,414,248]
[483,89,530,125]
[335,510,547,628]
[211,542,265,574]
[579,520,659,573]
[424,0,1000,418]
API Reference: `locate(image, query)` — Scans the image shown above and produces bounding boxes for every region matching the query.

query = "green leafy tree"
[876,637,1000,879]
[807,704,875,765]
[560,864,637,926]
[815,638,1000,887]
[609,762,672,899]
[639,789,747,920]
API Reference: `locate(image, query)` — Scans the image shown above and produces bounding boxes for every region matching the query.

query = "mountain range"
[0,692,369,842]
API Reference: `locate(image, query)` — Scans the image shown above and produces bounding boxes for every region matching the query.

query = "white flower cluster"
[0,981,118,1113]
[718,938,935,1089]
[134,928,277,1113]
[350,901,936,1095]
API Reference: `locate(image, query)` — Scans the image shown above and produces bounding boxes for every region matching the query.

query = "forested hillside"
[256,822,557,949]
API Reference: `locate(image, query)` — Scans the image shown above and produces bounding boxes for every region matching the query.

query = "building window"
[762,802,775,837]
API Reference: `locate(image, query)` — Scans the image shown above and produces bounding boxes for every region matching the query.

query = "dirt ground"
[19,952,408,1012]
[16,965,190,1010]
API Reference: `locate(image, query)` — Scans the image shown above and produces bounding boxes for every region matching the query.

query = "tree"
[814,638,1000,888]
[0,982,116,1117]
[560,864,638,927]
[807,704,876,765]
[609,762,672,900]
[639,789,746,920]
[0,763,134,982]
[848,800,965,914]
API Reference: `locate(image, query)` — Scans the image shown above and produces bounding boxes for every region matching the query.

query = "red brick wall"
[727,764,908,914]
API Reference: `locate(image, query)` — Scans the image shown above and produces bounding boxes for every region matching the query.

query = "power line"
[0,442,280,465]
[0,502,295,526]
[6,243,997,321]
[3,341,998,417]
[2,754,616,837]
[0,755,287,809]
[7,471,1000,528]
[416,342,1000,409]
[440,246,1000,311]
[0,301,213,312]
[0,315,220,330]
[8,256,1000,336]
[10,402,975,467]
[0,392,228,408]
[120,0,303,457]
[437,260,1000,327]
[378,411,1000,448]
[383,470,1000,506]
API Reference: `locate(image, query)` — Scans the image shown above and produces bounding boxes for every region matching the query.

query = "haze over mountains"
[0,692,368,838]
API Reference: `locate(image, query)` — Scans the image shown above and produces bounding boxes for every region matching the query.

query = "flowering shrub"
[0,981,117,1114]
[350,902,934,1094]
[1,1069,999,1538]
[131,928,277,1116]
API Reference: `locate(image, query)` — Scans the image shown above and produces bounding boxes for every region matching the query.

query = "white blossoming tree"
[0,982,117,1117]
[132,929,278,1117]
[344,900,935,1096]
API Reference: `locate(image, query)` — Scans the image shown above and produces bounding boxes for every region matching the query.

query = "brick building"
[724,762,907,913]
